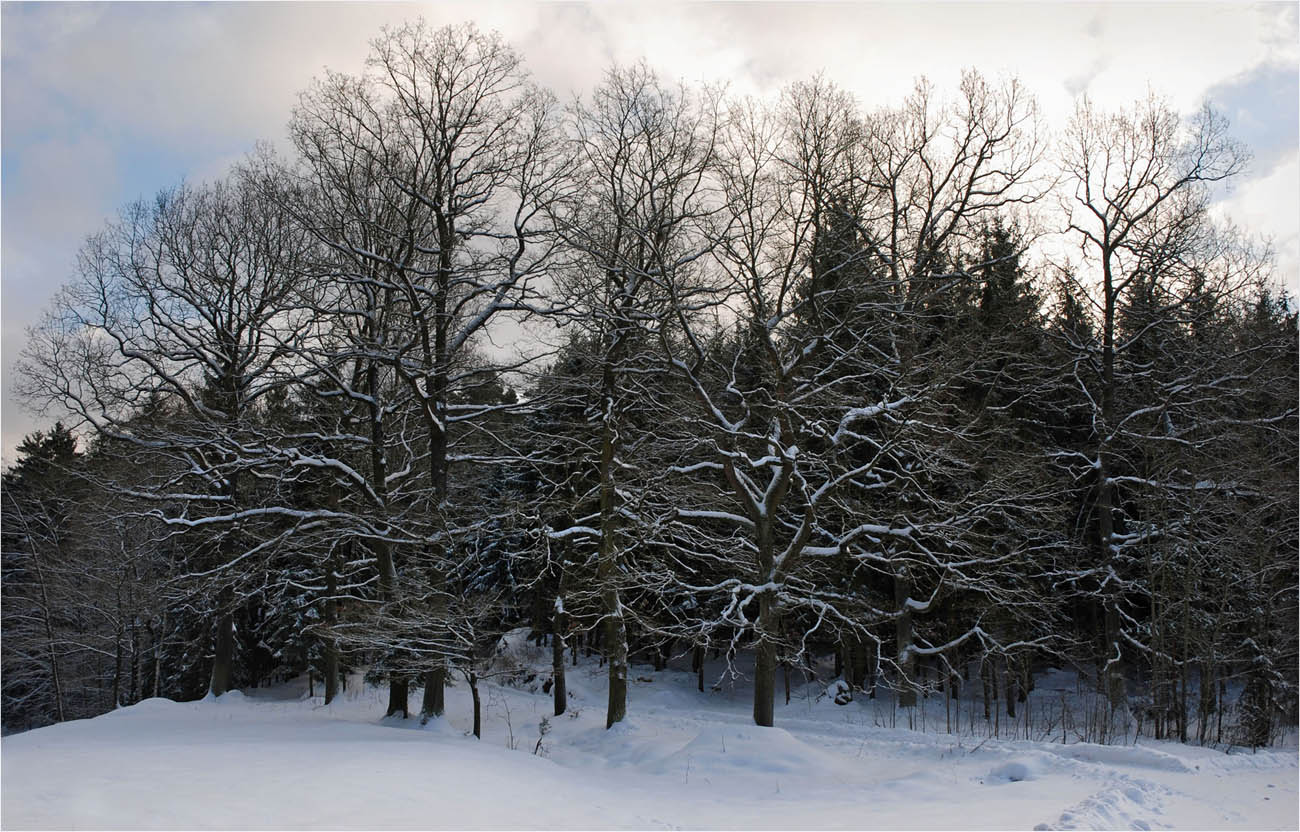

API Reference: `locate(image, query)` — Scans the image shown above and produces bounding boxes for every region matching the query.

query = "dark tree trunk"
[532,586,548,640]
[944,670,952,733]
[1177,655,1189,744]
[150,618,162,699]
[31,542,65,720]
[1217,677,1226,744]
[847,638,868,689]
[421,666,445,721]
[1102,602,1125,708]
[210,416,243,700]
[387,678,409,718]
[129,619,140,705]
[365,365,405,717]
[1097,254,1127,714]
[324,557,339,706]
[597,386,627,729]
[469,671,481,739]
[1006,656,1018,719]
[982,657,992,721]
[1197,659,1216,744]
[753,592,777,727]
[552,596,567,716]
[210,608,235,697]
[604,615,627,728]
[895,568,916,709]
[112,620,124,708]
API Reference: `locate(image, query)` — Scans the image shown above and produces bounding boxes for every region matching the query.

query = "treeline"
[4,21,1296,745]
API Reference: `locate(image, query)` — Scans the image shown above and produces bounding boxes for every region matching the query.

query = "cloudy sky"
[2,1,1297,463]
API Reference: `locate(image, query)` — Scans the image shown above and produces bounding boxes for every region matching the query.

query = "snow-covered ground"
[3,636,1296,830]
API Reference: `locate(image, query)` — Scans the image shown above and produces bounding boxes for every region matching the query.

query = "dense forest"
[4,21,1296,748]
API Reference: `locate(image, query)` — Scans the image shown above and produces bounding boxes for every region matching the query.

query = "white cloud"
[1213,150,1300,299]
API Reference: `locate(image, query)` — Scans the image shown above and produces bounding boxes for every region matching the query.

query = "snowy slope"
[3,640,1295,830]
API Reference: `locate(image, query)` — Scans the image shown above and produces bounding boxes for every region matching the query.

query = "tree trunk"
[129,618,140,705]
[210,605,235,697]
[387,678,409,718]
[1197,658,1216,744]
[604,613,628,729]
[1097,252,1127,714]
[30,538,65,721]
[366,366,406,717]
[421,666,445,721]
[151,617,163,699]
[753,592,777,727]
[1005,655,1017,719]
[867,646,878,699]
[1102,602,1126,709]
[1216,677,1226,744]
[112,611,124,708]
[1178,659,1188,744]
[552,596,567,716]
[532,586,549,641]
[597,380,627,729]
[895,568,916,709]
[415,244,454,721]
[324,556,339,706]
[1178,598,1190,743]
[982,656,992,721]
[944,671,952,734]
[469,671,481,739]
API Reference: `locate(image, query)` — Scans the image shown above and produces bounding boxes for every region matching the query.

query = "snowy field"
[3,637,1296,831]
